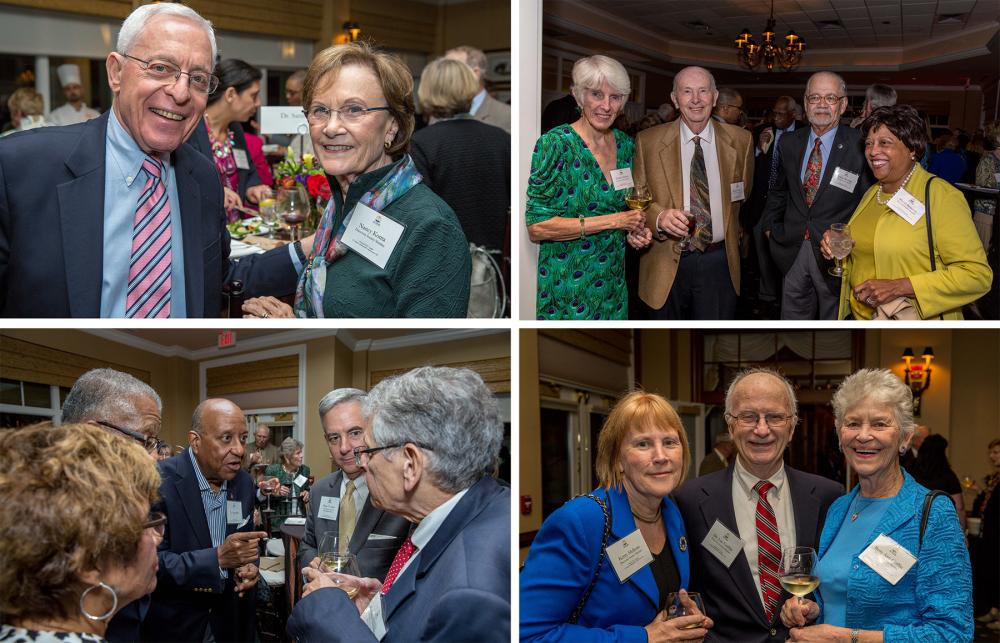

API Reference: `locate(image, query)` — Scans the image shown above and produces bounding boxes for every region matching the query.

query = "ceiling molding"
[360,328,508,352]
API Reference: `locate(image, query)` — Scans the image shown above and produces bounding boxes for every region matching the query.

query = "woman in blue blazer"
[780,369,973,642]
[520,391,712,642]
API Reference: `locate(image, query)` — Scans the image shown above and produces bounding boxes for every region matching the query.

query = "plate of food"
[227,217,270,240]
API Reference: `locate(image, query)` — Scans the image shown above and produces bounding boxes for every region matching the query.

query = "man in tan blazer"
[634,66,753,319]
[445,45,510,133]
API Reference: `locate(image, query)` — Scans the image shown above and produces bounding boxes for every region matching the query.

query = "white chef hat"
[57,64,82,87]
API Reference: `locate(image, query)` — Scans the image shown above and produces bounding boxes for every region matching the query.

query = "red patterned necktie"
[380,536,416,595]
[126,156,172,318]
[803,137,822,208]
[754,480,782,622]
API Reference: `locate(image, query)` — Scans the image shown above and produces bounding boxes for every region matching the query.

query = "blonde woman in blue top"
[520,391,711,642]
[779,369,973,642]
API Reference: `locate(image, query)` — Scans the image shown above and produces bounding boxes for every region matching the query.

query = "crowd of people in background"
[530,54,997,321]
[0,2,510,319]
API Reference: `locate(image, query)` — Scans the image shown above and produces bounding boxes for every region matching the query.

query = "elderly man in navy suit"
[297,387,409,580]
[0,2,308,318]
[674,369,842,643]
[142,398,268,642]
[287,367,510,642]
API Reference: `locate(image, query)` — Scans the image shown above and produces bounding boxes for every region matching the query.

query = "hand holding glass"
[317,552,362,598]
[625,185,652,212]
[665,591,705,629]
[779,546,819,602]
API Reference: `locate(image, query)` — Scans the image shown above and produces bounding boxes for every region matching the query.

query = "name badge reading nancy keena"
[341,203,406,270]
[606,528,654,583]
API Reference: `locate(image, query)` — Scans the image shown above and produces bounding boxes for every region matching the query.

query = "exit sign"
[218,331,237,348]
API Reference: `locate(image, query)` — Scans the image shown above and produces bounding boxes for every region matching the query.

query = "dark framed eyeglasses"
[143,511,167,537]
[121,53,219,94]
[353,442,434,467]
[96,420,159,452]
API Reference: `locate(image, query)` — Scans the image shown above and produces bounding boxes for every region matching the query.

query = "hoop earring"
[80,582,118,622]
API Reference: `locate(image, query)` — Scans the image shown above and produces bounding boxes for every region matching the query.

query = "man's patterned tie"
[803,138,823,208]
[754,480,782,622]
[690,135,713,251]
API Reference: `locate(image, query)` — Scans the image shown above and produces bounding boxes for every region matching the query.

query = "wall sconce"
[902,346,934,416]
[342,21,361,42]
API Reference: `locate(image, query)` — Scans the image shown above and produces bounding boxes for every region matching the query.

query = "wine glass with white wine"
[317,551,362,598]
[624,185,652,212]
[779,546,819,603]
[827,223,854,277]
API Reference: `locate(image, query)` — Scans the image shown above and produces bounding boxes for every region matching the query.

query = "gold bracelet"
[579,215,586,238]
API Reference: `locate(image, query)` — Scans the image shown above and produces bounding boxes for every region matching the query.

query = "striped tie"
[754,480,782,622]
[126,156,172,318]
[803,137,822,208]
[689,135,712,251]
[380,536,416,595]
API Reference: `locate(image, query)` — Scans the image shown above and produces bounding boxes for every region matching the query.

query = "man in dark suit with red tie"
[761,72,872,320]
[674,369,842,643]
[0,3,305,318]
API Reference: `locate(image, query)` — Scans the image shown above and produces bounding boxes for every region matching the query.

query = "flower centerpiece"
[272,149,331,234]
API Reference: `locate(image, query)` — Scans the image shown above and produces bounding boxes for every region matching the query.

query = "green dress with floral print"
[526,125,634,320]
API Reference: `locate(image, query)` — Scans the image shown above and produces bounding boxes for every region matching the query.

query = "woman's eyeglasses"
[143,511,167,537]
[304,104,391,126]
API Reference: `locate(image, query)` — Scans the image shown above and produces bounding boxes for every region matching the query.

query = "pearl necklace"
[875,163,917,205]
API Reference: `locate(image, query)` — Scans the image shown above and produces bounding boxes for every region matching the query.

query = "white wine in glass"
[318,552,362,598]
[780,546,819,601]
[827,223,853,277]
[625,185,652,211]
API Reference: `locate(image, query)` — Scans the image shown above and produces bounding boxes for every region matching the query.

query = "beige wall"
[638,329,693,402]
[519,330,541,563]
[946,330,1000,488]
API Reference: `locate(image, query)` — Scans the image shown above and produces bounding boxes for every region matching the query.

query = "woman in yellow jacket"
[821,105,991,319]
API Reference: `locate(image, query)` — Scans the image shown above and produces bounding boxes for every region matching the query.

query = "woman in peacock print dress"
[526,55,650,320]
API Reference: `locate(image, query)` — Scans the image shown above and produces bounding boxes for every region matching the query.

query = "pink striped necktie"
[754,480,782,622]
[380,536,416,595]
[126,156,172,318]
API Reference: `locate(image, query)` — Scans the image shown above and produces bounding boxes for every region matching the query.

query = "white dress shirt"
[731,457,797,608]
[679,119,724,242]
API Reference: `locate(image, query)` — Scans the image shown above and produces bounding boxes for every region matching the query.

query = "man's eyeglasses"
[96,420,158,452]
[805,94,844,106]
[121,53,219,94]
[353,442,434,467]
[725,412,795,428]
[719,103,743,113]
[304,104,391,126]
[143,511,167,537]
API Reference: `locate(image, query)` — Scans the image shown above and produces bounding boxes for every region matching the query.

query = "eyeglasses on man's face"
[805,94,845,106]
[352,442,434,467]
[725,411,795,428]
[143,511,167,537]
[96,420,159,452]
[304,104,391,126]
[121,53,219,94]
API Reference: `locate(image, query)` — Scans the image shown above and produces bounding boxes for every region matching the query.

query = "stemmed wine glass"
[827,223,854,277]
[674,211,696,253]
[258,198,278,239]
[276,185,310,243]
[779,546,819,603]
[317,551,362,597]
[625,185,652,212]
[665,591,705,629]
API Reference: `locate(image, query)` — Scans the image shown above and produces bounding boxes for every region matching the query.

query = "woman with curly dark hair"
[820,105,991,319]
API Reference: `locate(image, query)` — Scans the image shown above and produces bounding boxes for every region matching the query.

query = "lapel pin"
[679,536,688,551]
[837,143,843,150]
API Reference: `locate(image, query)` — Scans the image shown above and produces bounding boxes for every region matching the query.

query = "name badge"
[610,168,635,191]
[830,167,860,193]
[232,148,251,170]
[606,528,654,583]
[730,181,746,201]
[859,533,917,585]
[886,187,925,225]
[294,474,309,488]
[701,519,744,567]
[318,496,340,521]
[341,203,406,270]
[226,500,243,525]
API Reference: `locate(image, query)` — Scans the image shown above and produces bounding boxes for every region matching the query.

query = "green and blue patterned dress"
[526,124,634,320]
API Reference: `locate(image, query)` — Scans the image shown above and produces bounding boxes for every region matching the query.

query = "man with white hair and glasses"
[288,367,510,642]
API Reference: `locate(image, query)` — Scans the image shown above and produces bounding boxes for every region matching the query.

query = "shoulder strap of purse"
[919,489,950,550]
[924,176,937,272]
[567,493,613,624]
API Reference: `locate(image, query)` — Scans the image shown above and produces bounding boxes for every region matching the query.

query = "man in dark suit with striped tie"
[674,369,842,643]
[0,3,305,318]
[143,398,268,642]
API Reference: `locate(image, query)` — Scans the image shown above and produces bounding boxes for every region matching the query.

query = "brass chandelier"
[735,0,805,71]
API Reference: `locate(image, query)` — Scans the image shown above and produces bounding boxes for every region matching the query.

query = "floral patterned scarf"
[293,155,423,317]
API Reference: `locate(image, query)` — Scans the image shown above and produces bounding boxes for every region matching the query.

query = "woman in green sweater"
[263,437,311,533]
[242,42,470,318]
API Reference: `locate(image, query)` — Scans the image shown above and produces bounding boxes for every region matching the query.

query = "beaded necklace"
[205,115,237,177]
[874,162,917,206]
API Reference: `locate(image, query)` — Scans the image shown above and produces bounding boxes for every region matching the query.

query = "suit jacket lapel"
[58,113,110,317]
[173,145,204,317]
[351,495,382,553]
[657,122,682,209]
[787,468,823,549]
[176,449,214,549]
[604,486,659,611]
[699,467,769,627]
[788,129,809,189]
[714,125,736,217]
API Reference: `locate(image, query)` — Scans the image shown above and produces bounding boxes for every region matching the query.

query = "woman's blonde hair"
[303,41,415,157]
[7,87,43,117]
[595,390,690,489]
[0,423,160,620]
[418,57,479,120]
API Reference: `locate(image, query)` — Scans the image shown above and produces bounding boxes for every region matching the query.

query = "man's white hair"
[117,3,217,62]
